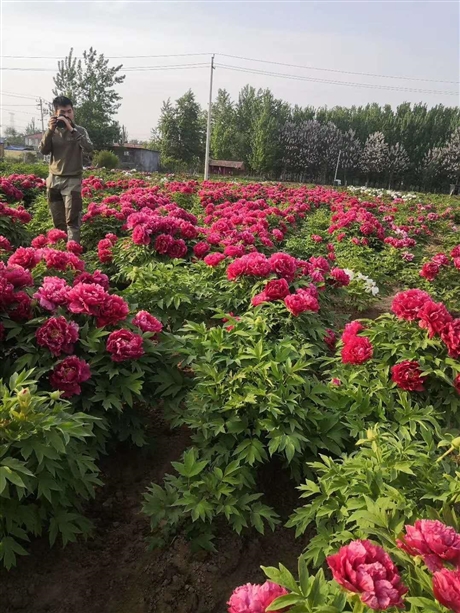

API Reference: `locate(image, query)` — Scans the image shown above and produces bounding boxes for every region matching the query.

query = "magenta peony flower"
[420,261,440,281]
[47,229,68,244]
[204,252,226,267]
[1,264,33,288]
[7,291,32,322]
[441,319,460,358]
[433,568,460,612]
[324,328,337,352]
[341,321,364,343]
[227,581,288,613]
[34,277,70,312]
[264,278,290,301]
[96,294,130,328]
[397,520,460,571]
[418,300,453,338]
[269,252,297,282]
[391,289,432,321]
[167,238,188,259]
[391,361,427,392]
[50,356,91,398]
[36,316,79,356]
[330,268,350,287]
[74,270,110,291]
[67,240,83,255]
[0,236,13,252]
[106,329,144,362]
[8,247,40,270]
[193,241,211,259]
[327,540,407,610]
[132,311,163,335]
[251,292,268,307]
[154,233,174,255]
[31,234,49,249]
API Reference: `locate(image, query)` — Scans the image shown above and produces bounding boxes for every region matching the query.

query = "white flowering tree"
[360,132,389,185]
[387,143,410,189]
[340,129,362,185]
[442,126,460,186]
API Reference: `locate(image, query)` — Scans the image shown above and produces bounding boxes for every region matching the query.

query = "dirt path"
[1,423,308,613]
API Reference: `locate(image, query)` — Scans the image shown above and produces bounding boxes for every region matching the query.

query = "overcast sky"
[1,0,459,141]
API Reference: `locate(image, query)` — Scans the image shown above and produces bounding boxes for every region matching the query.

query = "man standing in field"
[39,96,93,243]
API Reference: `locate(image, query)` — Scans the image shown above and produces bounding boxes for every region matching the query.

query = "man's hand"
[57,116,74,132]
[48,116,58,132]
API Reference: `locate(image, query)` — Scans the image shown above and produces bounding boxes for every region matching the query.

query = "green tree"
[4,127,24,146]
[53,47,125,149]
[210,89,238,160]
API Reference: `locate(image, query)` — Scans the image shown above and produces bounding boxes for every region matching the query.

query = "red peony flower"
[330,268,350,287]
[50,356,91,398]
[204,253,226,267]
[67,282,108,317]
[224,244,245,258]
[420,261,440,281]
[74,270,110,291]
[193,241,211,259]
[36,316,79,356]
[96,294,129,328]
[397,519,460,572]
[391,361,427,392]
[341,321,364,343]
[441,319,460,358]
[391,289,432,321]
[264,278,290,301]
[284,291,319,316]
[132,224,152,246]
[0,236,13,252]
[269,252,297,282]
[167,239,188,259]
[324,329,337,352]
[154,233,174,255]
[432,253,450,267]
[433,568,460,613]
[451,245,460,259]
[8,247,40,270]
[7,291,32,322]
[227,581,289,613]
[34,277,70,312]
[418,301,453,338]
[106,329,144,362]
[132,310,163,335]
[327,540,407,610]
[251,292,268,307]
[455,374,460,394]
[341,336,373,364]
[43,249,85,272]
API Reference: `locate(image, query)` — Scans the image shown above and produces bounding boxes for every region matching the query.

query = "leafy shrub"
[92,150,119,170]
[0,370,101,568]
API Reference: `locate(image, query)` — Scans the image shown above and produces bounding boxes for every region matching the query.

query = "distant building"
[209,159,245,176]
[111,145,160,173]
[25,132,44,150]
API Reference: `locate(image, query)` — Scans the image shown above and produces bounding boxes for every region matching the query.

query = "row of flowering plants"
[229,521,460,612]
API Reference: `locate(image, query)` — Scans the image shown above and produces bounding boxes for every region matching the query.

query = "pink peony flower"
[330,268,350,287]
[227,581,289,613]
[284,291,319,316]
[50,356,91,398]
[327,540,407,610]
[341,336,373,365]
[420,261,440,281]
[106,329,144,362]
[132,310,163,335]
[0,236,13,252]
[34,277,70,312]
[67,282,108,317]
[47,229,68,243]
[433,568,460,613]
[391,361,426,392]
[36,316,79,356]
[397,520,460,571]
[1,264,33,288]
[391,289,432,321]
[418,301,453,339]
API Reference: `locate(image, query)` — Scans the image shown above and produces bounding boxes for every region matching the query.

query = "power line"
[218,53,459,85]
[1,62,211,73]
[1,51,457,84]
[215,63,458,96]
[0,107,41,117]
[0,90,44,100]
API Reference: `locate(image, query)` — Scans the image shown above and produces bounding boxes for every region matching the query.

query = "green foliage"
[26,193,54,238]
[287,424,460,566]
[0,371,101,568]
[92,150,119,170]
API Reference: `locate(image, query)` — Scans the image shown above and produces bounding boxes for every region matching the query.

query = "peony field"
[2,165,460,613]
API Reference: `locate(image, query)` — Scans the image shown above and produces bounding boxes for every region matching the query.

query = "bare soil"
[0,421,309,613]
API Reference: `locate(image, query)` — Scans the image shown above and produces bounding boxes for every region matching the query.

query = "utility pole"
[203,54,215,181]
[333,150,342,185]
[38,98,45,133]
